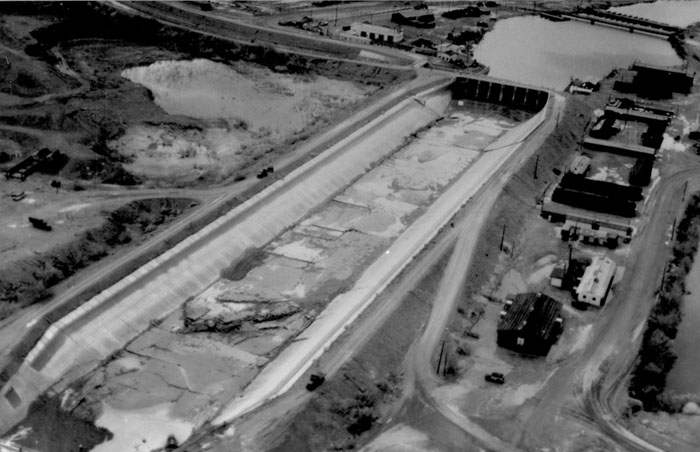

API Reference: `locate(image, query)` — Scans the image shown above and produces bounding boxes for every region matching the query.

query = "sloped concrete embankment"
[0,83,453,435]
[212,85,552,425]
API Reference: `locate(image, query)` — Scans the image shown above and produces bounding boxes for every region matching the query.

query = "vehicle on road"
[306,373,325,391]
[485,372,505,384]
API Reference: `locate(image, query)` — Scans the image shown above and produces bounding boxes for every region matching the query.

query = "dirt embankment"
[0,198,197,320]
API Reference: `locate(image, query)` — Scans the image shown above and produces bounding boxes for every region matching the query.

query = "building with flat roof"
[497,293,563,356]
[575,256,617,307]
[569,154,591,176]
[338,23,404,45]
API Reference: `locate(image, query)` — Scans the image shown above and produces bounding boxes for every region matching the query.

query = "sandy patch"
[122,59,366,131]
[358,50,389,62]
[527,263,555,286]
[93,402,194,452]
[58,203,92,213]
[498,370,555,407]
[116,59,369,178]
[362,424,437,452]
[661,133,688,153]
[493,269,527,299]
[570,324,593,353]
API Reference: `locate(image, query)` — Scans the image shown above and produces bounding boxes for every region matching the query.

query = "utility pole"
[500,224,506,251]
[660,261,668,290]
[334,3,338,27]
[682,181,688,202]
[436,340,445,374]
[671,217,677,242]
[442,348,449,376]
[533,155,539,180]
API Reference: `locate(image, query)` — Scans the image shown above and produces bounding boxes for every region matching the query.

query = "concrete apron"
[0,81,453,435]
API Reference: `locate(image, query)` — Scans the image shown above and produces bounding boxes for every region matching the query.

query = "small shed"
[549,266,566,288]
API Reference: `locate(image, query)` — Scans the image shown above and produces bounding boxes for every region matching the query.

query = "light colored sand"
[93,402,194,452]
[122,59,366,131]
[116,59,369,178]
[361,424,436,452]
[57,203,92,213]
[527,263,556,286]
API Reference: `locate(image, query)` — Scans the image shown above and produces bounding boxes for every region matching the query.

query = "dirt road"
[574,169,700,452]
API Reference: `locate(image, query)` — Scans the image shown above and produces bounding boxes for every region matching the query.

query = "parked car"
[485,372,505,384]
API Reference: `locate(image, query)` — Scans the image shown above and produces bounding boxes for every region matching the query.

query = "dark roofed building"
[497,293,563,356]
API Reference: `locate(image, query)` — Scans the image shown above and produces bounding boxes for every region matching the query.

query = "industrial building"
[549,266,566,288]
[338,23,404,45]
[614,61,694,98]
[391,11,435,28]
[542,201,634,245]
[497,293,563,356]
[575,256,617,307]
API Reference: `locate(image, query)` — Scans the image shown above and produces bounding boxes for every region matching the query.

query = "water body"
[473,16,683,90]
[610,0,700,28]
[666,255,700,394]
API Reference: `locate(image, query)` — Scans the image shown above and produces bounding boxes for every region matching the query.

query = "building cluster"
[615,61,694,99]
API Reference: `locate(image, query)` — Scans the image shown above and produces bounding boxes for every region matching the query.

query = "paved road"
[115,1,423,70]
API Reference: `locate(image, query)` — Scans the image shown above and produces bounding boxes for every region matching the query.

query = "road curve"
[579,168,700,452]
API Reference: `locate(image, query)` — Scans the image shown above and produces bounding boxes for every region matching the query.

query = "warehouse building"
[575,256,617,307]
[338,23,404,44]
[497,293,563,356]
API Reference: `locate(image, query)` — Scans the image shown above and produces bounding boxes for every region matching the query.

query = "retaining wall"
[451,77,549,112]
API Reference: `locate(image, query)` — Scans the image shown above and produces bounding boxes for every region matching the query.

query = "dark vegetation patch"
[0,198,197,321]
[7,393,111,452]
[629,193,700,412]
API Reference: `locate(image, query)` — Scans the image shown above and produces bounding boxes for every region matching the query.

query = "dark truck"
[28,217,52,231]
[485,372,505,384]
[306,373,325,391]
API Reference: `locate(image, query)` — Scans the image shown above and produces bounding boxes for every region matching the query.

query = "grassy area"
[629,192,700,412]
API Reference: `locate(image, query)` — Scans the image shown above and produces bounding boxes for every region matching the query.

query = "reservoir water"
[472,16,684,90]
[666,254,700,394]
[609,0,700,28]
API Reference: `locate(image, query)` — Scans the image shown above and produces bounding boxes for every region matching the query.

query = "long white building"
[338,22,403,44]
[575,256,617,307]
